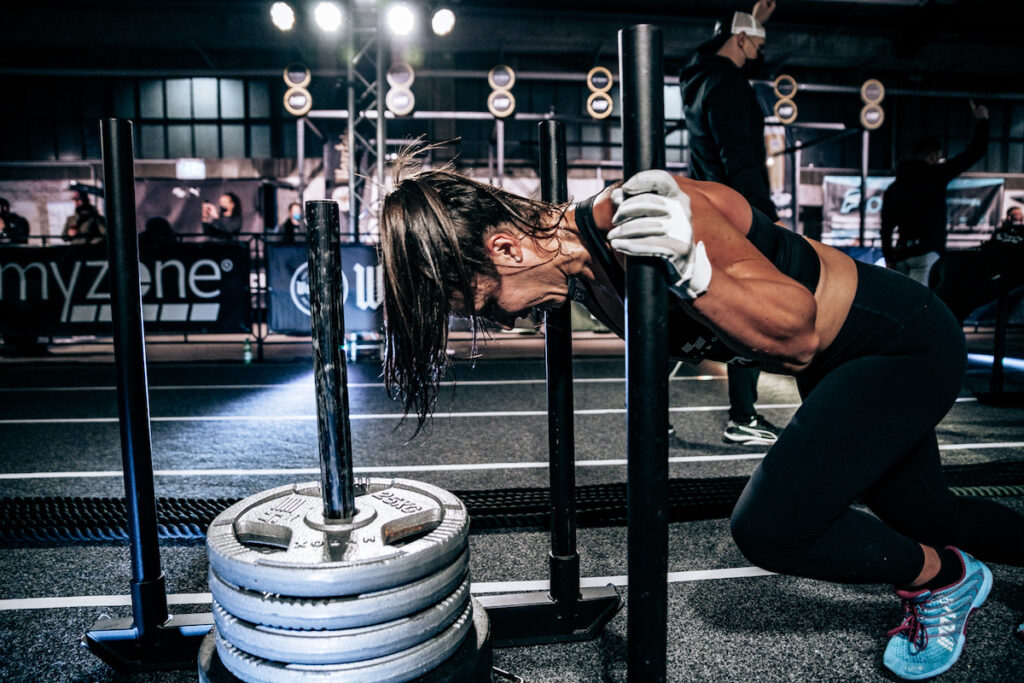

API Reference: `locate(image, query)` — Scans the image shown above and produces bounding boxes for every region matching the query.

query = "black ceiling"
[2,0,1023,94]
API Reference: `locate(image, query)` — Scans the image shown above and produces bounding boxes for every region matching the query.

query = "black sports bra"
[572,192,820,364]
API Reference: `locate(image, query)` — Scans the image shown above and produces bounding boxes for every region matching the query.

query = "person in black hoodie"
[679,0,782,447]
[881,101,989,287]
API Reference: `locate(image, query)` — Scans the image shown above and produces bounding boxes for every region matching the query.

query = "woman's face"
[469,232,572,329]
[472,277,566,329]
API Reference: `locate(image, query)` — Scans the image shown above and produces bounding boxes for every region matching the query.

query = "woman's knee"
[730,499,795,573]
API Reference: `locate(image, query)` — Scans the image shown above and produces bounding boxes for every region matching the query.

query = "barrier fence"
[2,234,1021,354]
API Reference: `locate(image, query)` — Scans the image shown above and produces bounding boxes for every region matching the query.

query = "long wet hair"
[379,149,565,434]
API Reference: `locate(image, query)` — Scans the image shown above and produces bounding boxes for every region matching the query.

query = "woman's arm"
[687,186,819,368]
[608,172,819,369]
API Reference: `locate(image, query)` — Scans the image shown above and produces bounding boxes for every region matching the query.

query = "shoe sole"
[888,562,993,681]
[722,435,777,446]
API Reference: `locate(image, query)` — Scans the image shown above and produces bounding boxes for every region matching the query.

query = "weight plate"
[200,601,492,683]
[207,479,468,597]
[213,577,470,665]
[215,599,475,683]
[209,548,469,630]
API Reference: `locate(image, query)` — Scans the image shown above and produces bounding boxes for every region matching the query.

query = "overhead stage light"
[270,2,295,31]
[431,8,455,36]
[314,1,343,33]
[387,3,416,37]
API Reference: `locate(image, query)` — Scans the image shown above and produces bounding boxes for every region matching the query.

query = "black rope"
[2,461,1023,547]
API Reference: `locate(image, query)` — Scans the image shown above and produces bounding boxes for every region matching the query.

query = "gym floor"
[1,330,1023,682]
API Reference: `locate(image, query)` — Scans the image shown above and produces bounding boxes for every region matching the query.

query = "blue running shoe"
[883,547,993,680]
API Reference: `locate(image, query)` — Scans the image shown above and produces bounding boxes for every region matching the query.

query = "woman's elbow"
[790,328,820,366]
[772,297,819,364]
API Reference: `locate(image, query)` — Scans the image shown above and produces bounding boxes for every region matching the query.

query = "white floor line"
[0,441,1019,481]
[0,454,768,480]
[0,567,776,612]
[0,397,980,425]
[0,405,743,425]
[0,375,727,393]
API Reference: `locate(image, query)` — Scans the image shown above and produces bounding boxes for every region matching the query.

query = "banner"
[0,243,250,335]
[267,243,383,335]
[946,178,1003,236]
[821,175,895,242]
[822,175,1003,245]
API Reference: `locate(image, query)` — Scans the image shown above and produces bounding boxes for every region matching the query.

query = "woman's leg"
[730,301,971,585]
[863,430,1024,568]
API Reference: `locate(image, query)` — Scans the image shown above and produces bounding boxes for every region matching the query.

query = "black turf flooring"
[1,343,1024,682]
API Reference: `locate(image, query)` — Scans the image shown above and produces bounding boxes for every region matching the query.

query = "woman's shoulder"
[677,177,753,235]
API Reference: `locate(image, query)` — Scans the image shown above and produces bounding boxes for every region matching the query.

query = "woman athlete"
[378,160,1024,680]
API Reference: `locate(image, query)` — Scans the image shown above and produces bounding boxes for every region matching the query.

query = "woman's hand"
[609,170,712,299]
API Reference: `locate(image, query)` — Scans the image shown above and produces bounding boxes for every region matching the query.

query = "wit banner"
[267,243,383,334]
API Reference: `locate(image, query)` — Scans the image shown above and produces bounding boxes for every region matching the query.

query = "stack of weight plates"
[201,478,483,683]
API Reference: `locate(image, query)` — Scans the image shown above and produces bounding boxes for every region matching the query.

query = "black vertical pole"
[258,181,275,359]
[305,199,356,520]
[540,120,580,617]
[100,117,169,639]
[619,25,670,683]
[990,280,1007,396]
[859,130,869,246]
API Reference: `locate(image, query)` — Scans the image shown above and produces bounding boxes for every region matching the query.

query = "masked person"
[275,202,304,243]
[679,0,782,446]
[378,160,1024,681]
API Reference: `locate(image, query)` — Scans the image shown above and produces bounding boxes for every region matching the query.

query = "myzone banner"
[0,243,251,335]
[267,243,383,335]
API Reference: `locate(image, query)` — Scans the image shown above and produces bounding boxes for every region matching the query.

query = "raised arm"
[941,101,989,181]
[752,0,777,24]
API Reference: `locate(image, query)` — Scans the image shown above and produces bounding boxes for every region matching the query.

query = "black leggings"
[730,261,1024,585]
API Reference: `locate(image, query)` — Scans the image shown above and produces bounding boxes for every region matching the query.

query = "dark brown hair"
[379,153,563,434]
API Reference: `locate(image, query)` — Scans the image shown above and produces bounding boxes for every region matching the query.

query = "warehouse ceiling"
[2,0,1022,93]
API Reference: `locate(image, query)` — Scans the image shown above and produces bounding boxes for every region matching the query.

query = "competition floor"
[1,330,1024,682]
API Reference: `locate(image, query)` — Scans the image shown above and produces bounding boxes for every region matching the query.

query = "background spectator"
[880,100,989,287]
[274,201,303,243]
[62,190,106,244]
[202,192,243,240]
[0,197,30,244]
[678,0,783,447]
[139,216,179,247]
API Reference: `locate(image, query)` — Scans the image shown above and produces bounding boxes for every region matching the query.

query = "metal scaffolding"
[343,8,387,241]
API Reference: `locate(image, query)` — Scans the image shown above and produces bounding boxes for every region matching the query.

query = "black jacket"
[680,52,778,220]
[880,120,989,260]
[203,214,243,240]
[0,211,29,244]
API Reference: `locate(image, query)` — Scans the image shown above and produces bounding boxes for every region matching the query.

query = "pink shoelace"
[887,596,929,652]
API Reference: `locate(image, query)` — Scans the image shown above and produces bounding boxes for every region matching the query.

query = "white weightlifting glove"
[608,170,712,299]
